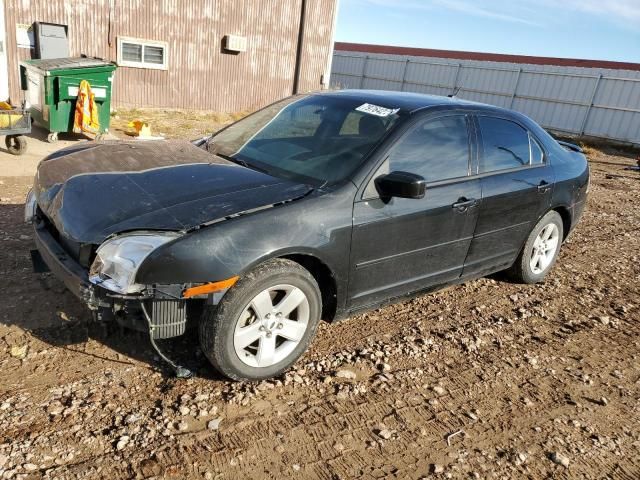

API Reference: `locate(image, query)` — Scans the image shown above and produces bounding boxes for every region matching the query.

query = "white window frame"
[117,36,168,70]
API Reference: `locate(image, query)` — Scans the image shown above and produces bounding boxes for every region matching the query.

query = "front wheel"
[199,259,322,381]
[507,210,564,284]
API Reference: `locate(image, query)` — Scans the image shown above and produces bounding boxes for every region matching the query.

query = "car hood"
[34,140,313,243]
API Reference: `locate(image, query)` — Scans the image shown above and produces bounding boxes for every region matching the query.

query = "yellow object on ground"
[73,80,100,135]
[0,101,23,128]
[128,119,153,137]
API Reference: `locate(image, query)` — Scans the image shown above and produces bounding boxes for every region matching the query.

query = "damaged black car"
[27,90,589,380]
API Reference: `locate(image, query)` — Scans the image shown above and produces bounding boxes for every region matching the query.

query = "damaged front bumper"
[32,223,196,378]
[32,224,192,339]
[33,222,105,309]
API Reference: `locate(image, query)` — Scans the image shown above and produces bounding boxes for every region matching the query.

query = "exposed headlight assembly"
[24,189,37,223]
[89,232,180,294]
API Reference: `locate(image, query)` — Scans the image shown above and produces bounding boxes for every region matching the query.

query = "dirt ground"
[0,108,244,175]
[109,108,247,140]
[0,126,639,479]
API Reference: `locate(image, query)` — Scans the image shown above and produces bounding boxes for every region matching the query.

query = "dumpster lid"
[21,57,115,72]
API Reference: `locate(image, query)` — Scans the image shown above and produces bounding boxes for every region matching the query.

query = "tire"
[507,210,564,284]
[199,259,322,381]
[47,132,58,143]
[5,135,27,155]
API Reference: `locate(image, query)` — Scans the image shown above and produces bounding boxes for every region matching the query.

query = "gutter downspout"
[323,0,340,89]
[292,0,307,94]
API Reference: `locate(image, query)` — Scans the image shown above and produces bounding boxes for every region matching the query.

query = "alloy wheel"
[233,284,310,368]
[530,223,559,274]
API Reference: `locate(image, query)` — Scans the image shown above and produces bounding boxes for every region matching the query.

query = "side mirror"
[374,171,426,199]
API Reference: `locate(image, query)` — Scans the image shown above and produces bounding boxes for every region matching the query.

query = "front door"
[349,113,481,309]
[462,115,554,277]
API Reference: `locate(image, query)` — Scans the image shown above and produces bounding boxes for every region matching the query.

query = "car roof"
[315,89,491,113]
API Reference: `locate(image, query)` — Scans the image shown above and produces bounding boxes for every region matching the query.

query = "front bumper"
[33,223,106,309]
[32,224,190,339]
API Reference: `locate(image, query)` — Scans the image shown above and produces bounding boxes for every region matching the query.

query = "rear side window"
[478,117,531,173]
[530,134,544,164]
[387,115,470,182]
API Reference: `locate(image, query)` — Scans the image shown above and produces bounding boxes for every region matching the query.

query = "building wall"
[4,0,338,112]
[332,43,640,145]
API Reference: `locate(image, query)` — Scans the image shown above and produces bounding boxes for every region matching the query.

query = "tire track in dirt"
[1,149,639,479]
[42,295,640,479]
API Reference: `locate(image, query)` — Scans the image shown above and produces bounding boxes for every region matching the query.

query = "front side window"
[209,95,401,184]
[478,117,533,173]
[387,115,470,182]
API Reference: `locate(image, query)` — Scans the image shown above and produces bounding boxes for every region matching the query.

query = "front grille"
[150,300,187,339]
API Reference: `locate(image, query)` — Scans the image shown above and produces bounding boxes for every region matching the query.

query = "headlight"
[89,232,180,294]
[24,189,37,223]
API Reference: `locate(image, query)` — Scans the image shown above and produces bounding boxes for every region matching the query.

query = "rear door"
[462,115,554,277]
[349,113,481,309]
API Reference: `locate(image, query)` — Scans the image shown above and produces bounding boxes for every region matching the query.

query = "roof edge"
[335,42,640,72]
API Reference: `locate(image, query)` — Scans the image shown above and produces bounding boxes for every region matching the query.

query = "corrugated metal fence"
[331,50,640,145]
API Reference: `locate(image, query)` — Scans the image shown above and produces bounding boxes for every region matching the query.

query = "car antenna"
[448,85,462,98]
[449,70,469,98]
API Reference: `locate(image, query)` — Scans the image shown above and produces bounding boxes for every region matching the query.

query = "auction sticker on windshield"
[355,103,400,117]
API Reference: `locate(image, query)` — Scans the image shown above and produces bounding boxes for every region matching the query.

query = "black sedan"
[27,90,589,380]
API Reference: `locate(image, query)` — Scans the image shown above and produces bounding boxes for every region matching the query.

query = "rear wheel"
[507,210,563,283]
[199,259,321,381]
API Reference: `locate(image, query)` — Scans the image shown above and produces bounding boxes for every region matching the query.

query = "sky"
[335,0,640,63]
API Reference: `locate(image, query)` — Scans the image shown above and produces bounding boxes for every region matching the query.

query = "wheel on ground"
[507,210,563,283]
[199,259,322,381]
[47,132,58,143]
[5,135,28,155]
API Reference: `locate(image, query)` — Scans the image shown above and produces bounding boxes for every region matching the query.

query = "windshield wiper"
[215,153,270,174]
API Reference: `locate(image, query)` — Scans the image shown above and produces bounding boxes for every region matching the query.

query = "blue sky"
[335,0,640,62]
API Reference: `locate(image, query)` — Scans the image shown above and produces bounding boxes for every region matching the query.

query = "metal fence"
[331,51,640,145]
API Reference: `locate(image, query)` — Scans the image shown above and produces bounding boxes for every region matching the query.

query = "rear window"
[478,117,530,173]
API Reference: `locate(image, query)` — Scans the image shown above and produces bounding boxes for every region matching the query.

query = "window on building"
[117,37,168,70]
[478,117,531,173]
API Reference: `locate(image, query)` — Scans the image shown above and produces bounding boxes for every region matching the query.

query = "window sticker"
[355,103,399,117]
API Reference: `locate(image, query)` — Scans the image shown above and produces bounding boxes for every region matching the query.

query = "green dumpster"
[19,57,117,143]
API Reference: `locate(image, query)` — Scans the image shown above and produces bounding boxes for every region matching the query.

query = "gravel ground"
[0,144,638,479]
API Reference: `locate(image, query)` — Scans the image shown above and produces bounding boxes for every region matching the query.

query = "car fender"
[134,185,356,307]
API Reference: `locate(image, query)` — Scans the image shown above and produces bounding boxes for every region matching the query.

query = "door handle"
[452,197,478,212]
[537,181,551,193]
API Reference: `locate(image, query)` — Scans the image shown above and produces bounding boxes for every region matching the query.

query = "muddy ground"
[0,141,638,480]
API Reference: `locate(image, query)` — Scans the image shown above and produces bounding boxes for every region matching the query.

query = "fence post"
[579,74,603,136]
[400,59,410,91]
[359,55,369,89]
[451,63,461,96]
[509,68,522,109]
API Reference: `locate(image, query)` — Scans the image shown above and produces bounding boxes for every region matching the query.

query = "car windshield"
[207,94,401,185]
